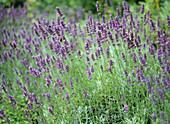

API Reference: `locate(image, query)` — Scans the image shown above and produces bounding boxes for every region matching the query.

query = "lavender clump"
[0,1,169,123]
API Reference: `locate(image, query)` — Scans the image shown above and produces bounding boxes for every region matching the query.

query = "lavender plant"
[0,1,170,123]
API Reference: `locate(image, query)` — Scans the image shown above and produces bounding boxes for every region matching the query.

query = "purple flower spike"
[146,77,151,92]
[160,112,165,123]
[124,69,128,77]
[96,1,100,13]
[156,88,164,103]
[65,92,70,104]
[69,76,73,89]
[151,113,156,122]
[121,94,124,104]
[77,49,81,57]
[107,66,112,73]
[56,7,63,17]
[65,64,69,74]
[140,4,145,14]
[67,106,69,113]
[48,107,54,115]
[46,93,51,102]
[122,53,126,62]
[106,47,109,58]
[151,87,157,105]
[100,65,103,71]
[90,54,95,61]
[83,88,88,98]
[124,105,128,113]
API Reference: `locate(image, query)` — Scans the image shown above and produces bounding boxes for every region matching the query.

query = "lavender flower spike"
[83,88,88,98]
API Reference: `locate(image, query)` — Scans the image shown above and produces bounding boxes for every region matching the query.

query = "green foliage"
[0,0,26,7]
